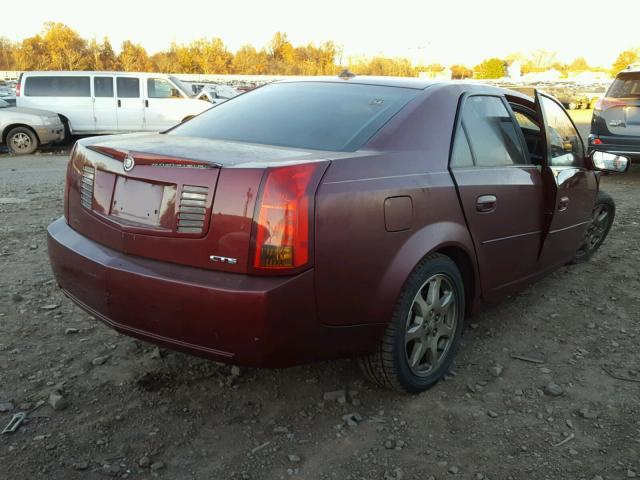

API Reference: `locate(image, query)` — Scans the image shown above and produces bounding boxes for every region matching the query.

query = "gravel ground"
[1,115,639,480]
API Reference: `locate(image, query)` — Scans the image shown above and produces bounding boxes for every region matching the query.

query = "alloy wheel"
[404,274,458,377]
[579,203,612,256]
[10,132,32,152]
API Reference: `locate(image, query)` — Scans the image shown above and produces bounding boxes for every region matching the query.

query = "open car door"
[535,90,598,269]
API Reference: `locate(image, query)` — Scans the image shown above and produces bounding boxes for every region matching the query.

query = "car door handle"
[144,99,149,107]
[117,99,121,107]
[476,195,497,213]
[558,196,570,211]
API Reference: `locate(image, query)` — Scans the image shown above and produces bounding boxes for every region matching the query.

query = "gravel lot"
[1,114,639,480]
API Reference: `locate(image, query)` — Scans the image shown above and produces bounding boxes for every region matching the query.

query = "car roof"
[21,71,171,78]
[277,76,535,101]
[618,64,640,75]
[277,75,437,90]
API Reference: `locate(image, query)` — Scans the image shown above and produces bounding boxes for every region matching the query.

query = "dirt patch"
[1,131,639,479]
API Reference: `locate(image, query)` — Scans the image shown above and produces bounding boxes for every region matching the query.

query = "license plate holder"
[110,177,164,227]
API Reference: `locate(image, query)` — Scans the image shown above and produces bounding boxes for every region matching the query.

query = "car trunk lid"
[65,133,335,273]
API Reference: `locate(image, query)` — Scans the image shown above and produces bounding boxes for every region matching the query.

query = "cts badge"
[209,255,238,265]
[123,155,135,172]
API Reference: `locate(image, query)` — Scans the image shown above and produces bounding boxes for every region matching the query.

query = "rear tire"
[359,253,465,393]
[571,190,615,264]
[6,126,38,155]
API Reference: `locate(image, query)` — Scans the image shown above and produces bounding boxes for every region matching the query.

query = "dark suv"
[589,66,640,160]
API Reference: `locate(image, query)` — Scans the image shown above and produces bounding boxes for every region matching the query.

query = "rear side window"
[25,76,90,97]
[94,77,114,97]
[117,78,140,98]
[608,73,640,98]
[457,96,527,167]
[169,82,421,152]
[450,127,474,168]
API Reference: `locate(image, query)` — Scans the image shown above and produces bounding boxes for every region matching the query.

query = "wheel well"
[58,114,71,132]
[435,246,476,316]
[2,124,40,144]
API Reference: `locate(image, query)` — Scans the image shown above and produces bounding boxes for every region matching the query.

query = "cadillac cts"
[47,77,629,393]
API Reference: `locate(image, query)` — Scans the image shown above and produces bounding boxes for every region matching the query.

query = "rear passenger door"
[536,92,598,268]
[450,95,546,301]
[115,76,145,131]
[93,76,118,132]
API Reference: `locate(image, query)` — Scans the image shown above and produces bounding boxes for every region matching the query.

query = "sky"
[3,0,640,67]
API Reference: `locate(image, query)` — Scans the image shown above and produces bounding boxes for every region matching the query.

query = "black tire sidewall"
[573,191,615,263]
[392,256,465,393]
[60,118,72,144]
[7,127,38,155]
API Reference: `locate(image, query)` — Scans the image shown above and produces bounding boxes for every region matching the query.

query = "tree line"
[0,23,638,79]
[0,24,344,75]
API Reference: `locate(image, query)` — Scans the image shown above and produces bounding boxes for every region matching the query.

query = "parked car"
[589,65,640,161]
[47,77,629,393]
[195,83,241,103]
[0,86,16,106]
[183,82,241,104]
[0,98,64,154]
[16,71,212,137]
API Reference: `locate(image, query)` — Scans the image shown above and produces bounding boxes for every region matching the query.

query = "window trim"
[448,92,532,169]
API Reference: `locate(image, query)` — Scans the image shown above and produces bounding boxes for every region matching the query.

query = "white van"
[16,72,213,135]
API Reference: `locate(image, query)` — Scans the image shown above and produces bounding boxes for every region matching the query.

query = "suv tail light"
[251,162,327,272]
[595,97,627,111]
[15,82,20,97]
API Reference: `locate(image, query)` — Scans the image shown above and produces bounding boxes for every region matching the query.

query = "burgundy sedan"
[47,77,629,393]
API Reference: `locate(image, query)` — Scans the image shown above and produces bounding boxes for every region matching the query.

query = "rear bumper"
[47,217,384,367]
[588,135,640,161]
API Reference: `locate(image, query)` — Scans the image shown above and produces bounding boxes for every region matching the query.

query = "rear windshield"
[168,82,421,151]
[25,76,90,97]
[608,73,640,98]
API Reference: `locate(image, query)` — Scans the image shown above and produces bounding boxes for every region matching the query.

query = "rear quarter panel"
[314,84,478,327]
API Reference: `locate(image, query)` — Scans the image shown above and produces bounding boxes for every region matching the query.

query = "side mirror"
[591,151,631,173]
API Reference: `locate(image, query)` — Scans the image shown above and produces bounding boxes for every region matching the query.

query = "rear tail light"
[595,97,627,111]
[251,162,327,272]
[15,82,20,97]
